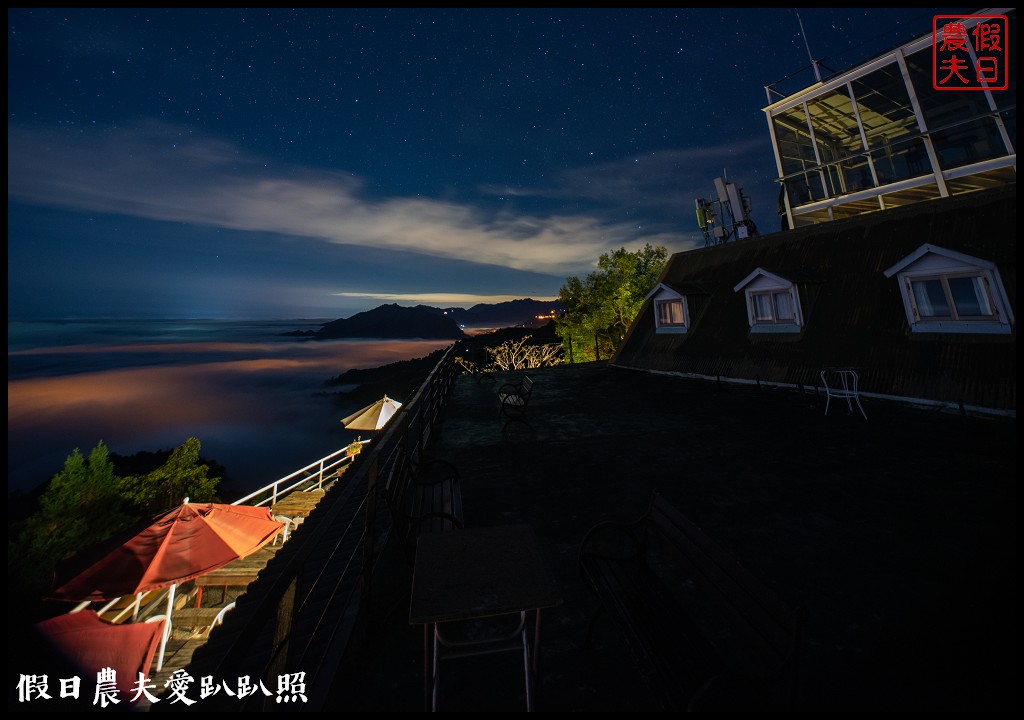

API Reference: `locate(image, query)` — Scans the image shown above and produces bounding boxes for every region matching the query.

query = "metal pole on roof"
[795,9,823,83]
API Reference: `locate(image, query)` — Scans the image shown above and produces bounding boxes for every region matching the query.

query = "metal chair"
[820,368,867,419]
[273,515,294,545]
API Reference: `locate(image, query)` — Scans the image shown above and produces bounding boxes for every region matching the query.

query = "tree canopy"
[120,437,219,515]
[554,243,668,362]
[9,437,221,605]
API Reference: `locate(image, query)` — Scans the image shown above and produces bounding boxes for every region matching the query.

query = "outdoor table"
[409,525,562,712]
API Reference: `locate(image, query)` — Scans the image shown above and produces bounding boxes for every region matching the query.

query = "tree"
[10,437,223,610]
[554,243,668,362]
[120,437,220,515]
[485,336,563,370]
[10,441,133,602]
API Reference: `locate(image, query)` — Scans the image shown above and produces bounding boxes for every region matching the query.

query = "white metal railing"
[231,439,369,508]
[62,344,456,692]
[197,344,459,709]
[71,439,373,623]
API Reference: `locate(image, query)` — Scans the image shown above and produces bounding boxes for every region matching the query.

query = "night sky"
[8,8,968,320]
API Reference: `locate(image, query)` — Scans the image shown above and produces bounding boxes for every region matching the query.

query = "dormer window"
[884,244,1014,334]
[733,269,804,333]
[646,283,690,334]
[656,298,685,326]
[910,274,992,320]
[750,289,796,324]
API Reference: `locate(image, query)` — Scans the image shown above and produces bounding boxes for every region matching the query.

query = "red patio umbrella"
[52,501,285,601]
[51,500,286,671]
[33,609,167,696]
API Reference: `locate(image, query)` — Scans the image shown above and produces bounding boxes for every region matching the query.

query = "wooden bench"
[578,490,806,711]
[497,375,534,426]
[381,442,463,565]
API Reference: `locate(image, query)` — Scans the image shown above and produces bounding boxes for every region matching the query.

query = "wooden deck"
[271,487,327,523]
[144,488,331,694]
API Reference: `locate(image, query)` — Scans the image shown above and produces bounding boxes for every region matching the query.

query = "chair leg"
[522,621,533,711]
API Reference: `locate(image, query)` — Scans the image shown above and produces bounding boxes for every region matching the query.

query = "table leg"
[432,624,441,712]
[528,609,544,711]
[532,609,542,676]
[840,372,854,414]
[522,637,532,711]
[423,623,431,712]
[820,370,832,416]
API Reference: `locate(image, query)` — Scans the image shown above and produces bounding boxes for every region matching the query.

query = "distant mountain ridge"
[442,298,564,329]
[313,304,466,340]
[286,298,563,340]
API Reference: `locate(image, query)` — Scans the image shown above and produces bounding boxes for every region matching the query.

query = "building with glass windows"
[612,9,1015,415]
[764,8,1015,229]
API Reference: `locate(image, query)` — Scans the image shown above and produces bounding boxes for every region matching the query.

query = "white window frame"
[884,244,1014,334]
[733,269,804,333]
[645,283,690,334]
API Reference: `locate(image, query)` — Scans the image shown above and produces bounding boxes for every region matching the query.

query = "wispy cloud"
[482,138,769,208]
[8,121,704,276]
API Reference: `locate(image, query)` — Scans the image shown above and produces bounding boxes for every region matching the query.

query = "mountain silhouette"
[314,304,466,339]
[286,298,564,339]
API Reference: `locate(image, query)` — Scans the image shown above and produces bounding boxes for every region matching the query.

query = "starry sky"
[8,8,969,320]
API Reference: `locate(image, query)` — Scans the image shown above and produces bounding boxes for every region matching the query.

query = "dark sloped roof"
[614,184,1017,411]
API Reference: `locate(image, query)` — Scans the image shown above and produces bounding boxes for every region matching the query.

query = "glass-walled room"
[765,8,1016,229]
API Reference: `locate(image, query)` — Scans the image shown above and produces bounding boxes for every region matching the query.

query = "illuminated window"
[884,244,1014,334]
[733,269,804,333]
[656,298,685,326]
[646,284,690,334]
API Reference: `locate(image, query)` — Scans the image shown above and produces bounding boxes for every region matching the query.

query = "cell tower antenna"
[795,9,823,83]
[694,173,758,247]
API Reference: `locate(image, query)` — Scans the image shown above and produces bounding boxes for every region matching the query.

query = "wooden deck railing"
[78,444,367,626]
[161,344,459,711]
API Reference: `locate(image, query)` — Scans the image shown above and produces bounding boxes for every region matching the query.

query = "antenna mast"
[795,9,822,83]
[694,174,758,247]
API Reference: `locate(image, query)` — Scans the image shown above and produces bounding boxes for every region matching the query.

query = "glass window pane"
[1000,108,1016,150]
[773,292,795,321]
[773,106,818,177]
[752,294,773,321]
[806,85,865,163]
[851,64,919,151]
[871,135,930,184]
[931,118,1007,170]
[948,276,993,317]
[669,301,684,324]
[905,47,992,129]
[657,299,684,325]
[912,279,951,318]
